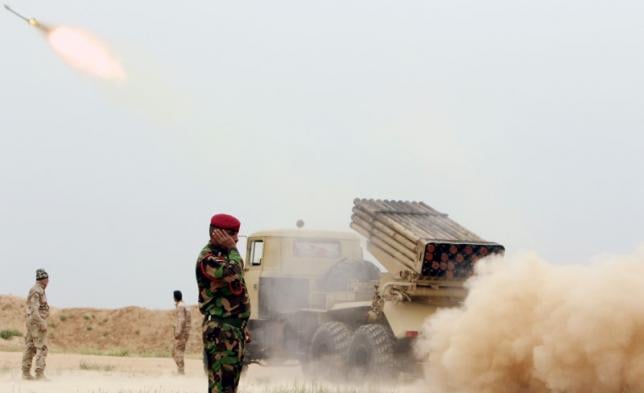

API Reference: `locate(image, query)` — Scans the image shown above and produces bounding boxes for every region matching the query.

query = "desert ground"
[0,352,425,393]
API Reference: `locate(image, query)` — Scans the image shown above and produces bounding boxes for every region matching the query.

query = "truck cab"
[244,229,365,319]
[243,229,379,363]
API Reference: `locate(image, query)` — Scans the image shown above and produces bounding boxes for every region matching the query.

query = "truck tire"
[346,324,394,378]
[304,321,351,379]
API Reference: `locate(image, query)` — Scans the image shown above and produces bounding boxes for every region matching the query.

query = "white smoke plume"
[417,247,644,393]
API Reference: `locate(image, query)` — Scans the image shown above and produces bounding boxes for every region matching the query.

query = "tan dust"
[417,247,644,393]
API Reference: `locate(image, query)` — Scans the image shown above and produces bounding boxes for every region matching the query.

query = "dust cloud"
[417,247,644,393]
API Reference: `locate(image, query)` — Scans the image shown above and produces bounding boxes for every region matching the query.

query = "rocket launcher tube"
[351,199,505,279]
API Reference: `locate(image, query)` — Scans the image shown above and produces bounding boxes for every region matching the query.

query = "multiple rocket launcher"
[351,199,505,281]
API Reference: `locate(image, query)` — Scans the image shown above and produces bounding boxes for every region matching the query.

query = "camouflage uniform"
[22,281,50,378]
[196,244,250,393]
[172,300,191,374]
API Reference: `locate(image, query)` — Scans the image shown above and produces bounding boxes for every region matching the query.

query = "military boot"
[22,372,34,380]
[34,371,49,381]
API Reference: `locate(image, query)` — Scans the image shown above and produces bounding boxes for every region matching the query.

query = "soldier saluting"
[22,269,50,381]
[196,214,250,393]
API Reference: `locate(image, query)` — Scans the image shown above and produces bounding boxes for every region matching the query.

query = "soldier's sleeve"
[185,306,191,326]
[198,252,226,281]
[176,305,186,335]
[228,248,244,270]
[28,290,44,325]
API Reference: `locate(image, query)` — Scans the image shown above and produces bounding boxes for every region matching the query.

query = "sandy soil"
[0,295,203,356]
[0,351,424,393]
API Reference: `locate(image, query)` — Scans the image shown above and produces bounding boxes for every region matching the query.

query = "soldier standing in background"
[172,290,191,375]
[196,213,251,393]
[22,269,50,381]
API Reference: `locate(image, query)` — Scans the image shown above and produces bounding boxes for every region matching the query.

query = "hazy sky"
[1,0,642,309]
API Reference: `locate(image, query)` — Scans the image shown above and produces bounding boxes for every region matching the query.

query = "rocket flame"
[47,26,126,81]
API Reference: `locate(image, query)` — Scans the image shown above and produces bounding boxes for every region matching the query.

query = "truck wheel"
[346,324,394,378]
[304,321,351,379]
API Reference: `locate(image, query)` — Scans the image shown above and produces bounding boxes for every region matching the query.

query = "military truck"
[243,199,504,377]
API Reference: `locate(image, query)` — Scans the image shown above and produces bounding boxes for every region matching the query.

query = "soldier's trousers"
[172,334,189,372]
[22,320,48,375]
[202,319,245,393]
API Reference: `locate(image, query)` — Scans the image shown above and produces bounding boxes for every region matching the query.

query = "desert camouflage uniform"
[196,244,250,393]
[22,283,50,377]
[172,300,191,373]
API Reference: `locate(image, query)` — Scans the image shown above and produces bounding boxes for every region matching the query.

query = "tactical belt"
[204,314,247,330]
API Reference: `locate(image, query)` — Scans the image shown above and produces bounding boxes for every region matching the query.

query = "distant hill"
[0,295,202,356]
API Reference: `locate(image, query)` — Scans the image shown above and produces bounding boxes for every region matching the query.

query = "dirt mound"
[0,295,202,356]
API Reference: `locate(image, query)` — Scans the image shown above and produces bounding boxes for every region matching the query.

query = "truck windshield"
[293,239,341,258]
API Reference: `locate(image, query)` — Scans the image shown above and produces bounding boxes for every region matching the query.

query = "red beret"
[210,214,241,231]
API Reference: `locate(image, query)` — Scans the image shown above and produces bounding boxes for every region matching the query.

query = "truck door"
[244,238,264,319]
